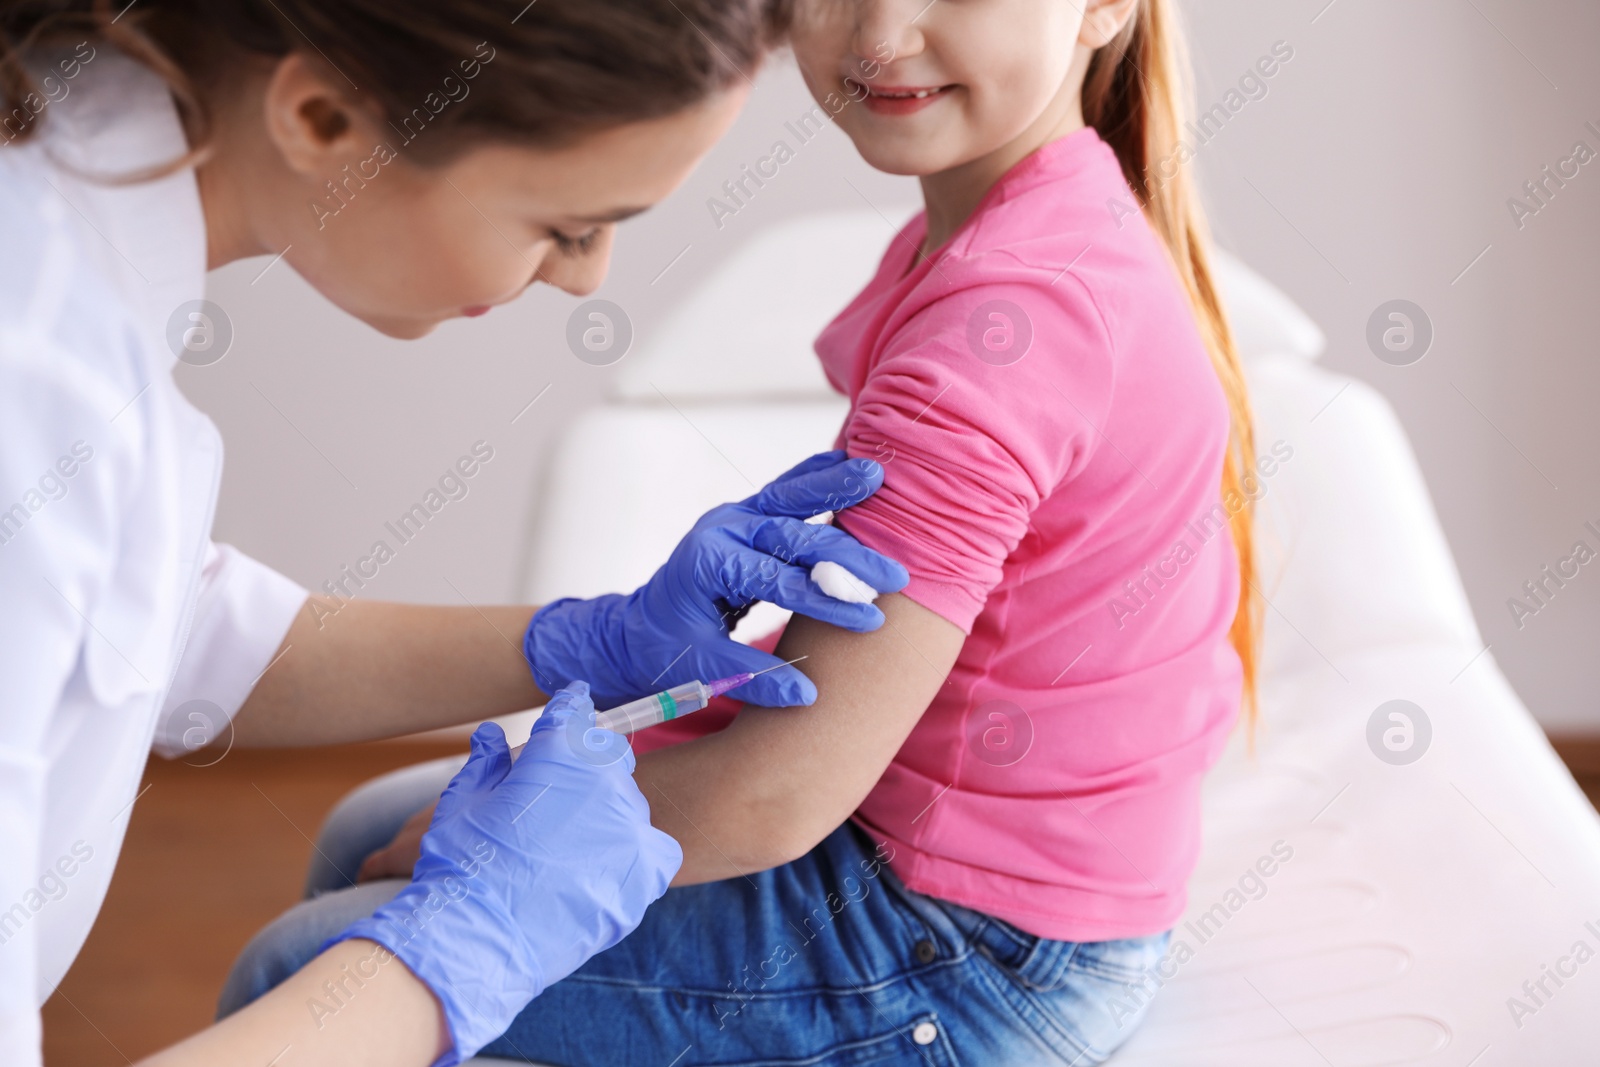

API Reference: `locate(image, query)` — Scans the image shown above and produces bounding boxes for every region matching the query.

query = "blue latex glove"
[525,450,909,709]
[327,683,680,1066]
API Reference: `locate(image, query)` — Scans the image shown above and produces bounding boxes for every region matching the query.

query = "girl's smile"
[852,81,957,115]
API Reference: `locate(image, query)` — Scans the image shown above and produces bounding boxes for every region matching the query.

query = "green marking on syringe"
[656,691,678,721]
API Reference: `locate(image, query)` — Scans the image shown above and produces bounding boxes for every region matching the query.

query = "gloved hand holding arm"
[526,450,909,709]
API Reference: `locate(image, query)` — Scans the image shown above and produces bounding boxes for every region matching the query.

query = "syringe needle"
[746,655,809,678]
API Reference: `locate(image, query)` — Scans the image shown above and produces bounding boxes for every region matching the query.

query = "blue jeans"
[220,755,1167,1065]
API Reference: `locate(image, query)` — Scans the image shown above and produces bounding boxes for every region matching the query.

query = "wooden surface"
[1551,737,1600,812]
[1550,734,1600,777]
[41,741,464,1066]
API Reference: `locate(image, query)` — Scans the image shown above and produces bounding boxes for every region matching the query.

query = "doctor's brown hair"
[0,0,782,168]
[1083,0,1263,731]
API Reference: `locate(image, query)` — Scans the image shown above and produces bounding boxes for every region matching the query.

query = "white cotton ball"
[810,560,879,604]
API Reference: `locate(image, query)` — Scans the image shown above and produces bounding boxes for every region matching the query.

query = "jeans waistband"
[888,874,1170,994]
[874,865,1058,973]
[842,823,1167,992]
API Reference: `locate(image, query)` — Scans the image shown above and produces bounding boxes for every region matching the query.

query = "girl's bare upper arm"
[635,593,965,884]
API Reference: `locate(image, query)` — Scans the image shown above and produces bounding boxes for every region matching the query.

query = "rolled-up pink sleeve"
[834,277,1115,633]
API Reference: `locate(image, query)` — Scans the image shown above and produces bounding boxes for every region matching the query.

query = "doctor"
[0,2,906,1065]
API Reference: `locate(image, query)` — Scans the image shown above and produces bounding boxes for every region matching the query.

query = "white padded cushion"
[1209,248,1327,363]
[1246,353,1482,681]
[1107,642,1600,1065]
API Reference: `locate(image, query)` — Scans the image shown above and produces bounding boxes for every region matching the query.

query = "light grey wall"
[184,2,1600,731]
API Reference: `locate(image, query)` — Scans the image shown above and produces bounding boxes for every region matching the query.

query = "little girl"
[228,0,1259,1062]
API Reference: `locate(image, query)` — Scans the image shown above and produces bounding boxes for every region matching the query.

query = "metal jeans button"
[914,938,937,963]
[912,1021,938,1045]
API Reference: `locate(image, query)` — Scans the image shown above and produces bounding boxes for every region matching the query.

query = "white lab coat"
[0,50,307,1063]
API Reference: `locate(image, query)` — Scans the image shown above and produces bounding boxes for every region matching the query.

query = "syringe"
[595,656,809,734]
[509,656,810,761]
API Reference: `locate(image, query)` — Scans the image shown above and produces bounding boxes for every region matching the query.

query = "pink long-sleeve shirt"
[641,127,1243,941]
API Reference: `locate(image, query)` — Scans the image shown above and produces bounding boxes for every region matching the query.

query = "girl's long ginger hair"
[1084,0,1262,729]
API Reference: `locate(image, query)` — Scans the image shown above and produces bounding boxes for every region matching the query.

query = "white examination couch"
[473,212,1600,1065]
